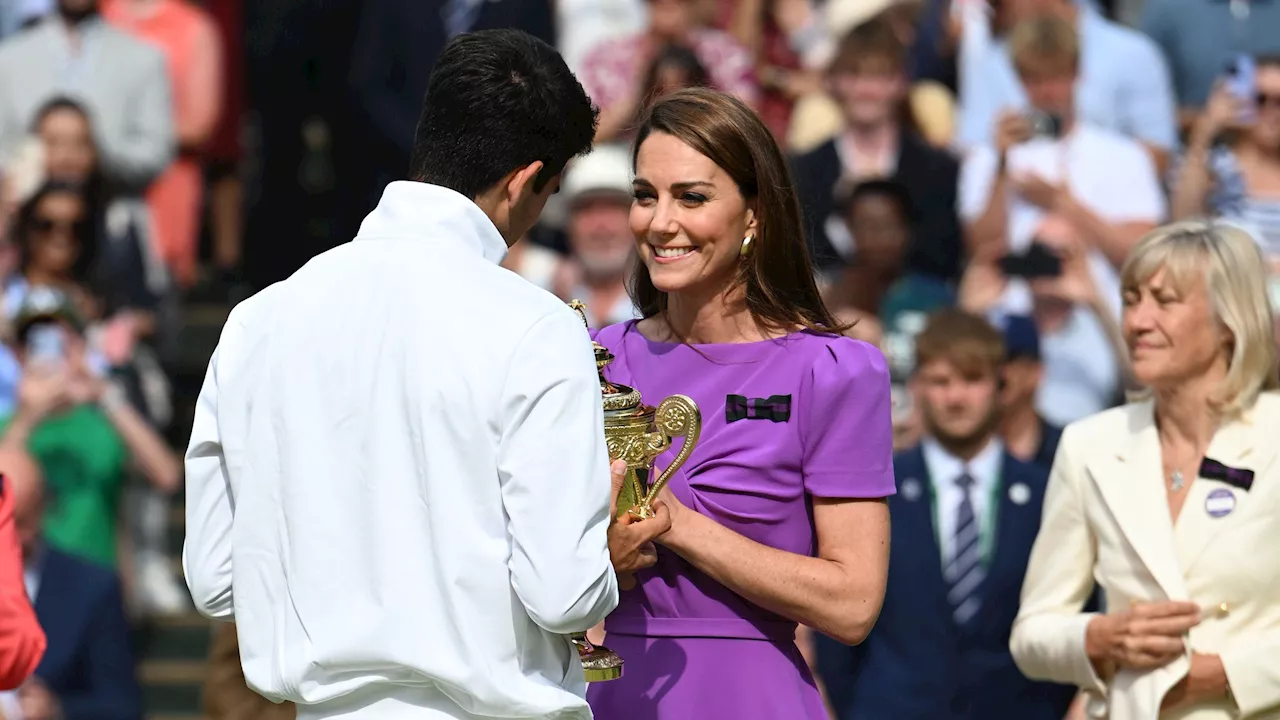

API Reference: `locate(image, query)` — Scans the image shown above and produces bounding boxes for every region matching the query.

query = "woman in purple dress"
[587,87,895,719]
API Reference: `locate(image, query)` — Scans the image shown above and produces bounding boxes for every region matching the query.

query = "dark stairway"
[132,298,232,719]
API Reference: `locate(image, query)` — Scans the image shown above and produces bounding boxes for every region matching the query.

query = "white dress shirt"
[183,181,620,719]
[922,437,1003,563]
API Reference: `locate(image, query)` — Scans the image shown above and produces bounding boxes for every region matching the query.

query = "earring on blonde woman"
[740,234,754,257]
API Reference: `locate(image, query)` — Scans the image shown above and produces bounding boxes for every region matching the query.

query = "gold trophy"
[566,301,703,682]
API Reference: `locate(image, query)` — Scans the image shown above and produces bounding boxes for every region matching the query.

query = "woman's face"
[1122,266,1227,389]
[1251,65,1280,150]
[38,108,96,183]
[630,131,756,297]
[28,192,86,276]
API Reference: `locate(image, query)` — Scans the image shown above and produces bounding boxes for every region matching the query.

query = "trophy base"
[571,632,624,682]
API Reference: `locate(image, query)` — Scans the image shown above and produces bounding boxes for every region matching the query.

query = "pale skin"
[1083,267,1233,710]
[624,130,890,645]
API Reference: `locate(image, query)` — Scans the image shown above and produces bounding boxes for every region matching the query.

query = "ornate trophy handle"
[632,394,702,519]
[567,300,589,328]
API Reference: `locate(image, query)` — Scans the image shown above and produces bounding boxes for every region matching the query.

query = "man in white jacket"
[182,28,668,720]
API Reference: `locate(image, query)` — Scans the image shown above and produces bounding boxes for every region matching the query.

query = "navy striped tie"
[945,471,984,625]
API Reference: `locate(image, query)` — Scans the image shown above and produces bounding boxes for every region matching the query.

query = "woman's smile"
[652,245,698,262]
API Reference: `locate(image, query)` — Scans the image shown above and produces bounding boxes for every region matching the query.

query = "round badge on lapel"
[1205,488,1236,518]
[1009,482,1031,506]
[901,478,922,502]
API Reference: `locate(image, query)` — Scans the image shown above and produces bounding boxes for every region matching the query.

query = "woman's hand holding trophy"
[606,458,671,590]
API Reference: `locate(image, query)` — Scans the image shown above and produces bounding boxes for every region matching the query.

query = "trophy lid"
[568,301,644,414]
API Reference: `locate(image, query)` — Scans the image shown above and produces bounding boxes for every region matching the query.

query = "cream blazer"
[1010,393,1280,720]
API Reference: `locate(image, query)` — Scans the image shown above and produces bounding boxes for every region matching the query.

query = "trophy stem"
[570,631,624,682]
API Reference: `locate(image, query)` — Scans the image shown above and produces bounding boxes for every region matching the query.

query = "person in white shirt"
[959,14,1164,322]
[182,28,669,720]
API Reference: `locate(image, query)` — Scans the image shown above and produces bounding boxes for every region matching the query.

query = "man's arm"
[496,309,618,636]
[0,477,44,690]
[55,573,143,720]
[183,339,234,620]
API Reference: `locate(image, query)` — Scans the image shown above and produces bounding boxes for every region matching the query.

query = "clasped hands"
[1085,601,1228,710]
[605,459,680,590]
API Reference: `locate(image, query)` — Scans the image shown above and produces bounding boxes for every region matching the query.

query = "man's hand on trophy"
[607,459,672,589]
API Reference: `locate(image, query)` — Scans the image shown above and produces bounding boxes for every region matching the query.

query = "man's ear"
[505,160,546,205]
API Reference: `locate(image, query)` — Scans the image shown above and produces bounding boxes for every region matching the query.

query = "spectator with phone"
[1170,57,1280,264]
[960,15,1164,328]
[1141,0,1280,127]
[956,0,1177,163]
[0,287,180,575]
[959,215,1128,426]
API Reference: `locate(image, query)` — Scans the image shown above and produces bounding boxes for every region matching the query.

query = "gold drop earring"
[740,234,754,257]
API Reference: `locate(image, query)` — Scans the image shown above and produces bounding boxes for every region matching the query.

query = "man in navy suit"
[813,309,1077,720]
[0,447,142,720]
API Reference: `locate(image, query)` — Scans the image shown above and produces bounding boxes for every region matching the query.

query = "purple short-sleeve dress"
[585,320,896,719]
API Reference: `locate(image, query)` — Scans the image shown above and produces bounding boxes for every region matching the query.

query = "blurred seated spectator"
[0,287,180,571]
[878,274,958,452]
[956,0,1176,165]
[103,0,225,290]
[203,622,296,720]
[959,216,1127,426]
[1141,0,1280,128]
[0,446,142,720]
[580,0,759,144]
[960,15,1163,324]
[551,146,639,328]
[598,43,712,145]
[995,314,1062,468]
[0,0,174,193]
[558,0,646,80]
[788,0,960,152]
[1171,57,1280,265]
[33,99,171,343]
[792,18,964,285]
[824,179,914,316]
[719,0,833,139]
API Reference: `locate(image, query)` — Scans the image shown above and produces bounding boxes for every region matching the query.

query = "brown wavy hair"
[628,88,846,335]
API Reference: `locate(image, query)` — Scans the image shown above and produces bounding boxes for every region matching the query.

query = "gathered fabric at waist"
[605,615,797,643]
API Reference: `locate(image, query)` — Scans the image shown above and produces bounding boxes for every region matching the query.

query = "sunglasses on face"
[32,216,82,235]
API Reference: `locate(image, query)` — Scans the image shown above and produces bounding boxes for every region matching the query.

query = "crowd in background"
[0,0,1274,716]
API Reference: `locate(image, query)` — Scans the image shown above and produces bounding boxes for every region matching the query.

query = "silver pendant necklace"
[1171,469,1185,492]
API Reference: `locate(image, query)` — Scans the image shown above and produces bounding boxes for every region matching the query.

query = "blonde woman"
[1010,220,1280,719]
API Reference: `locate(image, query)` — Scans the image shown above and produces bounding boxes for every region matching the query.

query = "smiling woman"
[588,88,895,720]
[626,88,844,338]
[1011,220,1280,720]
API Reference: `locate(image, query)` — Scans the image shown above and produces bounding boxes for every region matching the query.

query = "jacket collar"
[355,181,509,265]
